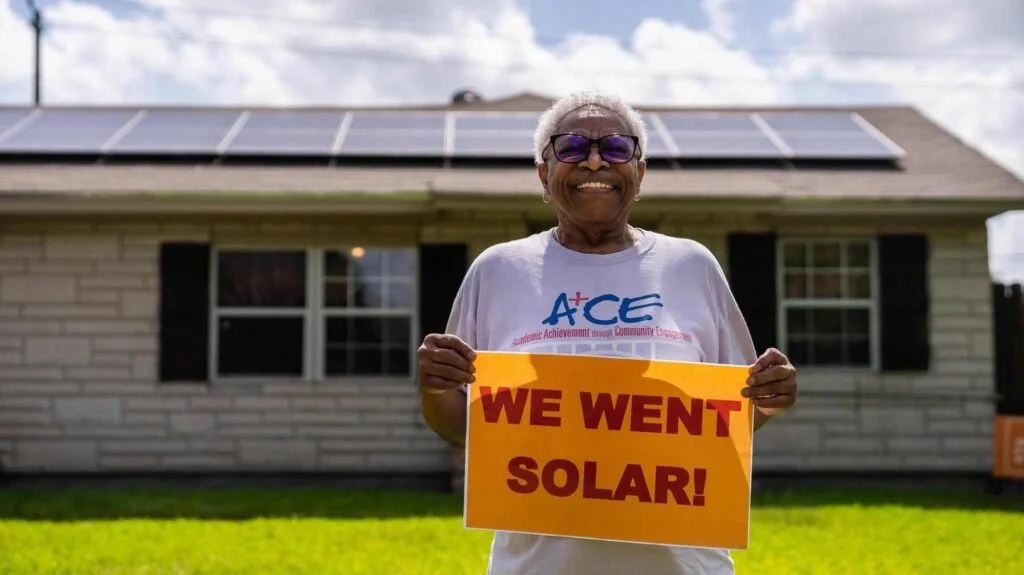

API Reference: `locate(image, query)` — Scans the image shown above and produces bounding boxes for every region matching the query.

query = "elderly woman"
[417,91,797,575]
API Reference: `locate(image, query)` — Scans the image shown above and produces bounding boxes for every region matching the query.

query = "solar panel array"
[0,107,904,161]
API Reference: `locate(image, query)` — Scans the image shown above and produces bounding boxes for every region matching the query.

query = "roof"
[0,93,1022,216]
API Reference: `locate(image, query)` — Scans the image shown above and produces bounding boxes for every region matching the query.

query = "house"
[1,92,1022,488]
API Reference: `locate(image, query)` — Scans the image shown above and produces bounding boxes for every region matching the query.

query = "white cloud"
[701,0,736,43]
[774,0,1024,180]
[0,0,781,107]
[776,0,1024,281]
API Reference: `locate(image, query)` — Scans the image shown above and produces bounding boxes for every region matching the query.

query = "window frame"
[208,244,419,383]
[775,237,881,370]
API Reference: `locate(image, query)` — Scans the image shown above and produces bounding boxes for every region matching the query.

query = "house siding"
[0,217,524,474]
[0,216,998,479]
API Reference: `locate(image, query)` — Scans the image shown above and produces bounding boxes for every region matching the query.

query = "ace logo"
[542,291,663,327]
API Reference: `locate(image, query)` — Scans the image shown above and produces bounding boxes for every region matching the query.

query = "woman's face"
[538,104,646,230]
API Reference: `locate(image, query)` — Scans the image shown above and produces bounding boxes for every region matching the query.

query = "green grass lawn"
[0,485,1021,574]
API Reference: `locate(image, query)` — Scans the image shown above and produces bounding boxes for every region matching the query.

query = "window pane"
[786,308,808,336]
[385,317,411,345]
[848,338,870,365]
[847,242,870,267]
[783,243,807,267]
[387,250,415,277]
[218,251,305,307]
[352,250,385,278]
[324,279,349,307]
[386,280,414,308]
[812,242,841,267]
[353,317,384,345]
[218,316,303,376]
[812,273,842,298]
[811,339,842,365]
[324,251,349,277]
[785,272,807,298]
[353,279,385,308]
[845,309,870,337]
[325,316,411,376]
[386,346,411,375]
[785,337,809,365]
[846,272,872,298]
[813,309,843,335]
[352,347,383,374]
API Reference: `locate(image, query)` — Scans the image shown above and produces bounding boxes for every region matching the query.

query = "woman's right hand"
[417,333,477,395]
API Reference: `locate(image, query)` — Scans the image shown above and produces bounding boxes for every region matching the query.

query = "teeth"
[576,182,613,189]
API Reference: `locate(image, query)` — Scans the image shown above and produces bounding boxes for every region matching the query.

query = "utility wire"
[7,18,1021,92]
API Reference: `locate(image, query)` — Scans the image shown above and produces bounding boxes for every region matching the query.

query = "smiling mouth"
[575,182,617,193]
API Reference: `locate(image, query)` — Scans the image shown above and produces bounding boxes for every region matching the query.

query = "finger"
[749,347,788,374]
[421,374,466,392]
[747,365,793,387]
[753,394,795,409]
[429,347,475,373]
[432,334,477,361]
[422,362,475,384]
[742,379,792,399]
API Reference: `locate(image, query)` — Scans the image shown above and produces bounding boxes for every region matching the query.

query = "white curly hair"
[533,90,648,165]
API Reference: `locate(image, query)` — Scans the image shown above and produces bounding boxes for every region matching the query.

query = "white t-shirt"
[446,228,758,575]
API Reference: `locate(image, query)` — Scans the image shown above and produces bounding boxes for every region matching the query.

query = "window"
[212,247,416,379]
[778,238,876,367]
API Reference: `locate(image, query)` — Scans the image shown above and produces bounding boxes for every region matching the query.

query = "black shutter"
[993,284,1024,415]
[879,234,930,371]
[418,243,469,341]
[159,242,210,381]
[727,233,777,353]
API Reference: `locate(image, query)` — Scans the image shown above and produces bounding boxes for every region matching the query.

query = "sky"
[0,0,1022,281]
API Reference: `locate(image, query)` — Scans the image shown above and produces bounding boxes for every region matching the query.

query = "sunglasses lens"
[601,136,635,163]
[553,135,590,163]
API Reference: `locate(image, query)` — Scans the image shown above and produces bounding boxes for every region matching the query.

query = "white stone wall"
[0,217,526,474]
[0,217,997,476]
[688,224,995,473]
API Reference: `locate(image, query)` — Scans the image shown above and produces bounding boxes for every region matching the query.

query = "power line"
[10,19,1022,93]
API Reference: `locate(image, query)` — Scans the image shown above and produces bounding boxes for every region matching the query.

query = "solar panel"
[244,110,344,130]
[669,132,784,158]
[225,111,344,156]
[657,113,759,132]
[228,130,338,155]
[111,110,242,154]
[132,109,242,130]
[642,132,673,158]
[339,130,445,156]
[451,132,534,157]
[348,113,445,131]
[0,109,35,135]
[759,112,862,132]
[778,133,900,159]
[454,114,540,131]
[0,109,136,153]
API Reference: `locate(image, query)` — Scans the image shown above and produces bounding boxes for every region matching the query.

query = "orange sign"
[463,351,755,549]
[994,415,1024,480]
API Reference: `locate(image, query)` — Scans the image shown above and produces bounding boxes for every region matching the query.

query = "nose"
[582,143,607,170]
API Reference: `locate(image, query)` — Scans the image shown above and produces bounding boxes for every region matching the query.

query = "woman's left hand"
[742,347,797,419]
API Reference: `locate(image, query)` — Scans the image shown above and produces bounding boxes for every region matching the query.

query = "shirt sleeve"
[444,257,481,394]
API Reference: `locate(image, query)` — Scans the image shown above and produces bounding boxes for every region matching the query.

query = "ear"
[636,159,646,183]
[537,162,549,189]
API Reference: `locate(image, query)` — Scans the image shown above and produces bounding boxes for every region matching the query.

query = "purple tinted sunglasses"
[548,133,639,164]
